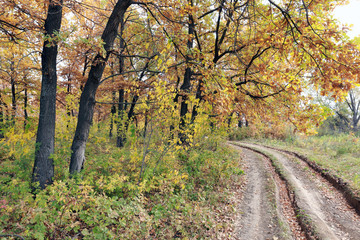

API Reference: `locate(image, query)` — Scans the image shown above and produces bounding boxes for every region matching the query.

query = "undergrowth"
[0,120,241,239]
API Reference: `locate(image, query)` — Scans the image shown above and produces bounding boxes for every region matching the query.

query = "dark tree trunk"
[116,89,125,147]
[32,0,63,190]
[109,91,116,138]
[11,75,16,126]
[0,95,2,124]
[24,83,28,130]
[179,68,191,143]
[109,62,116,138]
[0,92,4,138]
[143,109,148,137]
[238,114,243,128]
[116,16,126,147]
[66,76,74,117]
[179,2,194,144]
[126,95,138,129]
[227,111,234,128]
[69,0,132,174]
[210,121,215,132]
[191,79,203,123]
[0,93,8,138]
[66,76,74,129]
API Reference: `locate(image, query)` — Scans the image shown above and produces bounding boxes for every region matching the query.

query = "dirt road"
[230,142,360,240]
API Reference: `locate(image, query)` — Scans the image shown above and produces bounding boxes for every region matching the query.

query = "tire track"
[235,142,360,240]
[230,144,304,239]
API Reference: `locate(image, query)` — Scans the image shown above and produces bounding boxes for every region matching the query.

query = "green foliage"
[228,125,296,141]
[317,114,350,135]
[0,119,240,239]
[228,127,252,140]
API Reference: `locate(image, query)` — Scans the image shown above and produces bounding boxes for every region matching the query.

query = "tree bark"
[237,112,243,128]
[116,16,126,147]
[191,79,203,123]
[179,1,194,144]
[116,89,126,147]
[126,95,138,126]
[24,82,28,130]
[10,67,16,126]
[179,68,191,143]
[69,0,132,174]
[109,92,116,138]
[32,0,63,189]
[0,92,4,138]
[227,111,234,128]
[109,62,116,138]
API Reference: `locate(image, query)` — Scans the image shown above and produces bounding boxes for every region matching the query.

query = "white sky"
[333,0,360,38]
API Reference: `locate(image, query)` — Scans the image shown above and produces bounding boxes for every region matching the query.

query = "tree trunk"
[10,75,16,126]
[117,93,138,147]
[69,0,131,174]
[238,113,243,128]
[347,90,360,132]
[116,16,126,147]
[179,1,194,144]
[109,92,116,138]
[109,62,116,138]
[191,79,203,123]
[24,83,28,130]
[116,89,126,147]
[66,76,73,117]
[179,68,191,143]
[0,92,4,138]
[126,95,138,128]
[227,111,234,128]
[143,109,148,137]
[32,0,63,190]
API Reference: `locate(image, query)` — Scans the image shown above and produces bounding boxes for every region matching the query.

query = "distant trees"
[345,89,360,131]
[320,88,360,134]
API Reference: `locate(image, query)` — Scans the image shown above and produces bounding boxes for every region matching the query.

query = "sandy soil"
[233,142,360,240]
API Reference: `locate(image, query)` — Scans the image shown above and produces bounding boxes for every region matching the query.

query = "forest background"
[1,0,360,238]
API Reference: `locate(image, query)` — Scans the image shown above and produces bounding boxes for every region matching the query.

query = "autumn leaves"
[1,0,358,188]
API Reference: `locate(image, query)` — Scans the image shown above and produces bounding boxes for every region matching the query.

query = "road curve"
[234,142,360,240]
[230,144,304,239]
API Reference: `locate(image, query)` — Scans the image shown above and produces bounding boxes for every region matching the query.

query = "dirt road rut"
[231,142,360,240]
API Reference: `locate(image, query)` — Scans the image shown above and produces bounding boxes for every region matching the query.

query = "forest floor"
[229,142,360,240]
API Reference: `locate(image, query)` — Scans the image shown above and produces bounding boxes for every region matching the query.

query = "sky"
[333,0,360,38]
